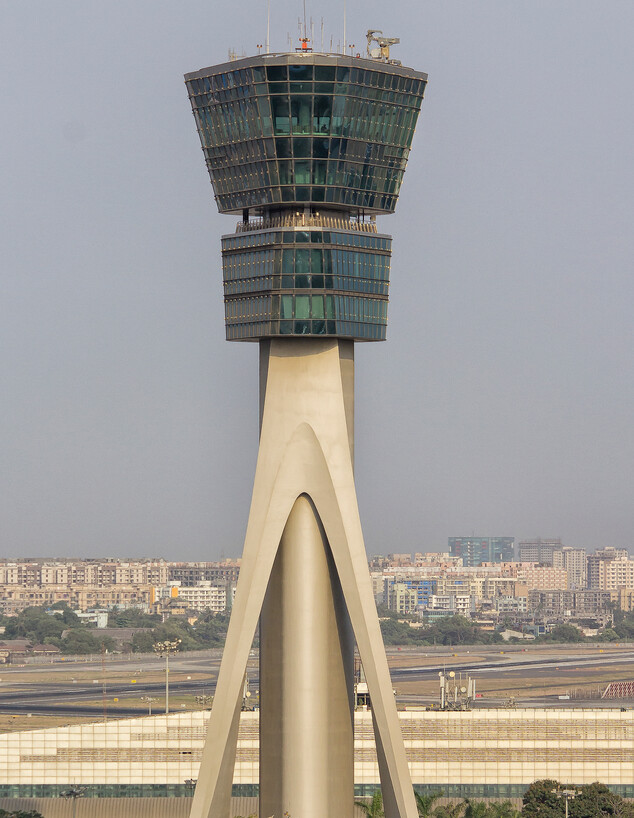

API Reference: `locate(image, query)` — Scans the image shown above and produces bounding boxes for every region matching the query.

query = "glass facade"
[4,783,634,800]
[449,537,515,567]
[185,56,427,214]
[222,226,391,341]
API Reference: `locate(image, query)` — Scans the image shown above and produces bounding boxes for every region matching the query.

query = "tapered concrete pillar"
[260,494,354,818]
[189,340,418,818]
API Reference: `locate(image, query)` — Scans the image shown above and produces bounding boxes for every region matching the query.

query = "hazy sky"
[1,1,633,560]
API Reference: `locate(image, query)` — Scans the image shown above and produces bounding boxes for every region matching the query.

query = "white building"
[176,581,234,612]
[0,708,632,801]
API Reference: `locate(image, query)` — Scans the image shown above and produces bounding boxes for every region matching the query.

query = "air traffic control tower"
[185,34,427,818]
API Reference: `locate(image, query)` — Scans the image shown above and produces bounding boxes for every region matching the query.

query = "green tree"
[130,631,156,653]
[432,802,465,818]
[50,602,82,626]
[0,811,45,818]
[4,607,65,644]
[463,801,490,818]
[571,782,634,818]
[355,791,385,818]
[538,624,585,644]
[192,612,231,648]
[522,780,564,817]
[415,789,444,816]
[108,609,161,628]
[613,612,634,639]
[488,802,520,818]
[60,630,114,655]
[380,618,416,645]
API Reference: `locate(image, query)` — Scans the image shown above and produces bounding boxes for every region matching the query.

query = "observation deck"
[185,51,427,341]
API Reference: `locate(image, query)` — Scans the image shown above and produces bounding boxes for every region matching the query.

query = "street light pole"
[552,787,579,818]
[60,786,85,818]
[153,639,181,714]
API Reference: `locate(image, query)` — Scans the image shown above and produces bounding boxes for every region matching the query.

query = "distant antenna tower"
[439,671,476,710]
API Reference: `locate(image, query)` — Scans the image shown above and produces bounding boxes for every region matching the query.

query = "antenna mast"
[343,0,346,55]
[266,0,270,53]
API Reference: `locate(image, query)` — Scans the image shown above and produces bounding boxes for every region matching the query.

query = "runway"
[0,645,632,716]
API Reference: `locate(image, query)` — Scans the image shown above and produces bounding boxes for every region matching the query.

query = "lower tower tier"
[222,214,391,341]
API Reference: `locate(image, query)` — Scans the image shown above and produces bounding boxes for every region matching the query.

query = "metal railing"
[236,213,379,234]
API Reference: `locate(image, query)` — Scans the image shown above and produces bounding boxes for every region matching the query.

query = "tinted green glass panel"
[281,295,293,318]
[267,65,287,81]
[289,64,313,80]
[295,295,310,319]
[282,249,294,273]
[294,160,310,184]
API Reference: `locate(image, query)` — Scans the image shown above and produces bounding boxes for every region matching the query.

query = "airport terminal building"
[0,708,632,801]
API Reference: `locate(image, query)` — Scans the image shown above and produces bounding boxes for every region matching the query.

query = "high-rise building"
[559,547,588,589]
[518,537,562,564]
[587,547,629,589]
[449,537,514,566]
[184,37,427,818]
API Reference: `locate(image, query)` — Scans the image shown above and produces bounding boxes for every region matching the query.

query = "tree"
[60,630,114,655]
[50,602,82,626]
[130,631,155,653]
[355,791,384,818]
[415,789,444,817]
[540,624,585,643]
[108,609,161,628]
[570,782,634,818]
[522,780,565,817]
[463,801,490,818]
[487,802,520,818]
[432,802,465,818]
[4,607,66,644]
[0,810,45,818]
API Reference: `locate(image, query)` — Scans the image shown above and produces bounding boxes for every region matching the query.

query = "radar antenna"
[366,29,401,63]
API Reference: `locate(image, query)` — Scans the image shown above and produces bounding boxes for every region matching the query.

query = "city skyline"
[2,0,634,560]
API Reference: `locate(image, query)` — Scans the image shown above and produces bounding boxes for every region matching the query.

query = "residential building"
[588,555,634,591]
[385,583,419,615]
[528,589,612,617]
[587,548,630,589]
[175,581,234,613]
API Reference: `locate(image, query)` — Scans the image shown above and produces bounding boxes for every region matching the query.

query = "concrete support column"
[260,493,354,818]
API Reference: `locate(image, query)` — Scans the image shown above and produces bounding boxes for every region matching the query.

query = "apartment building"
[589,556,634,591]
[175,581,234,613]
[528,589,612,617]
[517,538,562,564]
[587,548,631,589]
[167,561,240,586]
[385,583,419,615]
